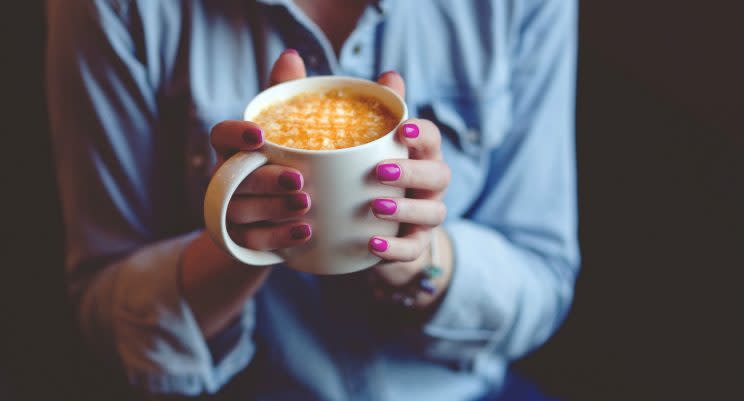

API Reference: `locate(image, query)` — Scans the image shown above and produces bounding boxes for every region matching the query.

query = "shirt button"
[307,54,320,68]
[465,129,479,143]
[190,154,205,168]
[352,43,362,55]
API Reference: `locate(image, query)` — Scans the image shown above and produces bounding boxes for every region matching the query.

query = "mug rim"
[243,76,408,155]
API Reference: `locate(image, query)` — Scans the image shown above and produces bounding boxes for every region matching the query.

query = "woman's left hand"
[369,71,454,309]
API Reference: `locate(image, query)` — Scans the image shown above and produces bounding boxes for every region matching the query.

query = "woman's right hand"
[209,120,312,250]
[180,49,309,338]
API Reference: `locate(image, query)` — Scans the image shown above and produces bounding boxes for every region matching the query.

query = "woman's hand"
[369,72,455,309]
[213,50,314,251]
[210,120,313,249]
[180,49,310,338]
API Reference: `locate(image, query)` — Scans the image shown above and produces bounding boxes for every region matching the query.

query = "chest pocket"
[418,91,511,159]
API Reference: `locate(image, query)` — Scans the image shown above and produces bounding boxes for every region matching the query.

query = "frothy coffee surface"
[253,89,398,150]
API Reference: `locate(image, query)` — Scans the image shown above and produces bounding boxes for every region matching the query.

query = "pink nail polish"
[242,126,263,145]
[403,123,419,138]
[380,70,400,78]
[369,237,388,252]
[290,224,312,240]
[285,193,309,210]
[372,198,397,215]
[376,163,401,181]
[283,48,299,56]
[278,171,303,191]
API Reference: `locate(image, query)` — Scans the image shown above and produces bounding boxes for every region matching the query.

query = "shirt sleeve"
[421,0,580,367]
[46,1,255,394]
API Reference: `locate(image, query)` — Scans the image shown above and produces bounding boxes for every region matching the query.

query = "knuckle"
[227,228,242,245]
[245,166,281,194]
[402,252,418,263]
[241,230,260,249]
[381,265,410,286]
[441,163,452,186]
[434,202,447,223]
[430,161,451,189]
[269,227,284,248]
[226,204,238,222]
[403,242,424,262]
[424,120,441,141]
[252,169,273,193]
[226,199,247,222]
[243,229,265,251]
[402,260,421,276]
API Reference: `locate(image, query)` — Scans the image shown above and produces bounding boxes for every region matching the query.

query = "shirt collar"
[374,0,392,14]
[256,0,392,16]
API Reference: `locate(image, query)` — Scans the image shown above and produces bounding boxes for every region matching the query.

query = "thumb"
[376,70,405,99]
[269,49,307,86]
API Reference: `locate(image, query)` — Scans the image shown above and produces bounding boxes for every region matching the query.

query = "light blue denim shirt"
[47,0,579,399]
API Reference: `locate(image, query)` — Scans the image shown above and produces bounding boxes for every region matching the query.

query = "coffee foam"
[253,89,398,150]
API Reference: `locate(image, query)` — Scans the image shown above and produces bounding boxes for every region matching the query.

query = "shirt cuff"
[108,232,256,395]
[423,219,517,345]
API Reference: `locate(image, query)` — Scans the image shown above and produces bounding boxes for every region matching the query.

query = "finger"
[234,165,304,194]
[370,198,446,226]
[376,70,405,98]
[375,159,451,192]
[370,237,430,287]
[372,259,424,287]
[227,192,310,224]
[368,230,429,264]
[396,119,442,160]
[230,221,312,251]
[210,120,264,157]
[269,49,307,87]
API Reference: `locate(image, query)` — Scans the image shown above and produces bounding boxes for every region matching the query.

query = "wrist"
[180,231,271,338]
[424,227,454,304]
[184,231,244,272]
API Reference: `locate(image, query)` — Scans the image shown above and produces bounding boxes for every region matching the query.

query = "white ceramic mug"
[204,76,409,275]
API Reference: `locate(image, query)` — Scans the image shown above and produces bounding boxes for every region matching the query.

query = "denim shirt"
[46,0,579,399]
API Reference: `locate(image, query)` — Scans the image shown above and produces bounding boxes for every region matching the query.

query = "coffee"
[253,89,398,150]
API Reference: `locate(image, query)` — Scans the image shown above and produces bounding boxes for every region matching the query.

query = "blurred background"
[2,1,742,400]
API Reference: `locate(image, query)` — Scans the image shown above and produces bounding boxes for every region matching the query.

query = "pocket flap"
[420,93,511,158]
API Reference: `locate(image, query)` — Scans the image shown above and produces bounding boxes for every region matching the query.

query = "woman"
[47,0,579,399]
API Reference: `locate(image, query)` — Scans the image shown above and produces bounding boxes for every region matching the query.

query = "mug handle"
[204,151,285,265]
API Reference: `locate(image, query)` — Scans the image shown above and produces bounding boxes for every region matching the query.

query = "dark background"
[2,1,742,400]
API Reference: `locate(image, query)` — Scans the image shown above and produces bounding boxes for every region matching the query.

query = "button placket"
[465,128,480,145]
[339,35,374,76]
[337,5,381,77]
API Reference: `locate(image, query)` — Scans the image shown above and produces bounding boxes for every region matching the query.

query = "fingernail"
[403,123,419,138]
[376,163,401,181]
[290,224,312,240]
[242,127,263,145]
[371,198,397,215]
[285,193,309,210]
[369,236,388,252]
[380,70,400,78]
[278,171,303,191]
[283,48,299,56]
[418,277,437,295]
